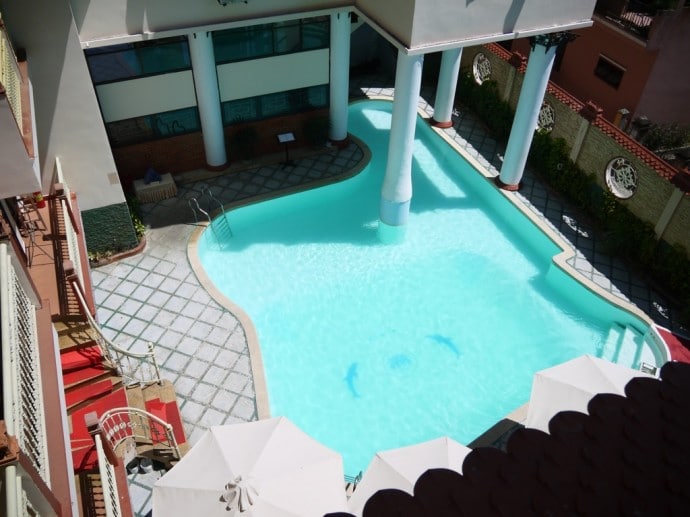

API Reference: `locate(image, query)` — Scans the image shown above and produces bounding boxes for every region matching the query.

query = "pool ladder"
[188,185,233,248]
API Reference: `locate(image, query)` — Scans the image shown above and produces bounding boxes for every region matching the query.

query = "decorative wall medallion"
[537,102,555,133]
[605,157,638,199]
[472,53,492,85]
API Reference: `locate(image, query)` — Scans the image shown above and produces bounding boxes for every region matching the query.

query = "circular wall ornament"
[472,53,492,85]
[537,102,555,133]
[605,157,638,199]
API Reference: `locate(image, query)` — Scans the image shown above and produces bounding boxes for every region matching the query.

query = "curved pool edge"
[188,97,669,425]
[188,222,272,419]
[187,134,373,419]
[421,100,670,364]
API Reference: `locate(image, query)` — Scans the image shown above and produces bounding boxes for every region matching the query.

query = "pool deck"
[90,74,686,516]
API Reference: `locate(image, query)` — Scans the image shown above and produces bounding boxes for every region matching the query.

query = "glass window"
[85,37,190,84]
[302,19,329,50]
[106,107,200,147]
[222,98,260,125]
[260,92,292,118]
[306,85,328,109]
[213,17,330,64]
[214,25,273,63]
[594,56,625,89]
[152,107,200,137]
[221,85,328,126]
[107,117,155,147]
[274,21,301,54]
[138,40,191,76]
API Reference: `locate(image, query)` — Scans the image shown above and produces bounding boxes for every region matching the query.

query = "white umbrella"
[347,437,471,516]
[525,354,654,433]
[153,416,348,516]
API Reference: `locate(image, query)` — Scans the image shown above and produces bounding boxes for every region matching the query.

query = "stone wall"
[461,44,690,256]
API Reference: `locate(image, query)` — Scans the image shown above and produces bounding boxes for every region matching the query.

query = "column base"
[377,221,406,244]
[494,176,521,191]
[328,137,350,149]
[205,162,228,172]
[430,119,453,129]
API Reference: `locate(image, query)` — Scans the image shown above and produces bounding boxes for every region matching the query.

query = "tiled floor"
[89,73,683,516]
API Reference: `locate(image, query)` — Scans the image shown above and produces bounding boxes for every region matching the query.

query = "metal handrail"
[68,275,163,386]
[54,156,86,289]
[99,407,181,462]
[95,434,122,517]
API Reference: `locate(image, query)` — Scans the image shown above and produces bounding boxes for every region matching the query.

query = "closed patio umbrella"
[153,416,348,516]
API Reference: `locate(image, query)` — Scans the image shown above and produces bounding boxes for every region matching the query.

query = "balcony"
[0,12,39,199]
[594,0,686,41]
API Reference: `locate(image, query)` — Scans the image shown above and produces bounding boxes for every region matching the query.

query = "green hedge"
[456,71,690,328]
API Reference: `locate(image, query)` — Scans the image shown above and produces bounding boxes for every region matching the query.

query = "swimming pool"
[196,99,660,475]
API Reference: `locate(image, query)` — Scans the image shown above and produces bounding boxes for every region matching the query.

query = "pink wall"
[512,9,690,126]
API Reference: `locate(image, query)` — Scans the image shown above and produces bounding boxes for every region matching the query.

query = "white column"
[379,51,424,233]
[329,11,351,144]
[431,47,462,128]
[498,34,567,190]
[188,32,227,169]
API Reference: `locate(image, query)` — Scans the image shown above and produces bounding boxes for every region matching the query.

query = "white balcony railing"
[68,274,163,386]
[99,407,181,463]
[0,14,24,134]
[54,156,86,289]
[0,243,50,485]
[95,434,122,517]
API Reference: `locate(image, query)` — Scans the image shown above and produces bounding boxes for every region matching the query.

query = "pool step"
[601,324,645,369]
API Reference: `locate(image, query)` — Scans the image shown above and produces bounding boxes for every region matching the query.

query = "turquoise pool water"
[197,100,657,475]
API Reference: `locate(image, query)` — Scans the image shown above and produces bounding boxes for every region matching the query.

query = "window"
[106,107,200,147]
[220,85,329,126]
[85,37,191,84]
[213,24,274,63]
[594,56,625,89]
[213,17,330,65]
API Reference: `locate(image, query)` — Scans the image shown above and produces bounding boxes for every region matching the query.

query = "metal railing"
[99,407,181,462]
[95,434,122,517]
[0,244,50,485]
[4,465,39,517]
[595,0,659,41]
[0,14,23,134]
[68,275,163,386]
[54,156,86,290]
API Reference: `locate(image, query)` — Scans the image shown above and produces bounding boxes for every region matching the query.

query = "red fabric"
[63,364,108,388]
[657,327,690,364]
[60,345,103,371]
[69,388,128,473]
[145,399,187,444]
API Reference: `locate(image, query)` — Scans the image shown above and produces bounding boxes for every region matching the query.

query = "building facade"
[510,0,690,127]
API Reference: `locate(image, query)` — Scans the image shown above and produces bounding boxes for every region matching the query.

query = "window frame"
[593,55,626,90]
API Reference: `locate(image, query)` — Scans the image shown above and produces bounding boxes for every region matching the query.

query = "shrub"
[458,67,690,328]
